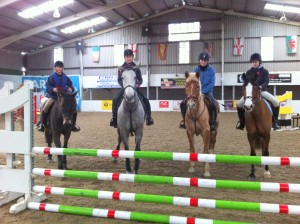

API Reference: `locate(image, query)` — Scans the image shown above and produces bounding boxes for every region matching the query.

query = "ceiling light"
[53,8,60,18]
[265,3,300,13]
[61,16,107,34]
[18,0,73,18]
[88,27,95,33]
[21,51,28,55]
[116,20,124,26]
[128,14,135,21]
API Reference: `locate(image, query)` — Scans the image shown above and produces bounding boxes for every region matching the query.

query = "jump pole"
[33,185,300,215]
[32,147,300,166]
[28,202,251,224]
[32,168,300,193]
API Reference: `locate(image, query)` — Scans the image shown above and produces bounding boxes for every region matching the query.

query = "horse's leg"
[133,130,143,174]
[44,127,52,164]
[62,131,71,170]
[263,134,271,178]
[202,130,211,177]
[187,131,196,172]
[247,132,257,180]
[52,132,63,169]
[121,131,131,173]
[113,129,122,163]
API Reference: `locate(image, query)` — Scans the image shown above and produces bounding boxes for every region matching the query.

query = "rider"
[236,53,280,130]
[37,60,80,132]
[110,49,154,128]
[179,52,217,131]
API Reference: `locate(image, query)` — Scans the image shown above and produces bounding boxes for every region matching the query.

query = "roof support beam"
[0,0,139,49]
[0,0,19,9]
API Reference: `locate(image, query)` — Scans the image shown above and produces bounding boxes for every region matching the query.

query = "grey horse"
[115,66,145,174]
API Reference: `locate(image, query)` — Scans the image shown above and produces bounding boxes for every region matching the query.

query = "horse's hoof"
[134,170,139,174]
[126,170,131,174]
[204,172,211,177]
[264,171,271,178]
[47,159,52,164]
[112,158,118,163]
[189,168,195,173]
[248,174,256,181]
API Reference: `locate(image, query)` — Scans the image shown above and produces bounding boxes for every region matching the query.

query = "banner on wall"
[22,75,81,109]
[204,41,213,58]
[286,35,297,53]
[233,38,244,56]
[128,44,137,59]
[161,78,185,89]
[92,46,100,62]
[158,43,167,60]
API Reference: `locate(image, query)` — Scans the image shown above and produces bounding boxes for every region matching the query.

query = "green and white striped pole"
[32,147,300,166]
[33,185,300,214]
[32,168,300,193]
[28,202,251,224]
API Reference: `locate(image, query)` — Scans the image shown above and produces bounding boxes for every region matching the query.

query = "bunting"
[286,35,297,53]
[233,38,244,56]
[158,43,167,60]
[92,46,100,62]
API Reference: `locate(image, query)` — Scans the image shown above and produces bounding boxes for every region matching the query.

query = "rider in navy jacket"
[37,61,80,132]
[110,49,154,128]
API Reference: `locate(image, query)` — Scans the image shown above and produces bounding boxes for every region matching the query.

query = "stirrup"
[179,120,186,129]
[72,124,80,132]
[272,122,280,130]
[146,117,154,126]
[37,124,45,132]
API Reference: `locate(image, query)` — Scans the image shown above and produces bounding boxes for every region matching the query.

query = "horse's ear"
[185,71,189,79]
[133,63,141,70]
[118,66,124,72]
[72,91,78,96]
[195,72,200,79]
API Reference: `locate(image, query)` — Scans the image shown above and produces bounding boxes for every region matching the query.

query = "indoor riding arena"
[1,1,300,224]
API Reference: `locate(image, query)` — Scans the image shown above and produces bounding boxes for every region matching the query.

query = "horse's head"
[243,80,261,112]
[119,66,138,103]
[58,91,77,125]
[185,71,201,110]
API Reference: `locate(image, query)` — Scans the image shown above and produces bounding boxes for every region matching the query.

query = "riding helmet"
[124,49,134,57]
[54,61,64,68]
[198,52,209,61]
[250,53,262,63]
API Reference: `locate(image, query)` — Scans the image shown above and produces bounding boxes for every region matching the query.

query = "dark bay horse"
[115,66,145,174]
[184,71,220,177]
[242,74,272,180]
[45,91,77,169]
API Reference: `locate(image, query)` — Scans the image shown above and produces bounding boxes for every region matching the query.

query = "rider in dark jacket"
[37,61,80,132]
[110,49,154,128]
[236,53,280,130]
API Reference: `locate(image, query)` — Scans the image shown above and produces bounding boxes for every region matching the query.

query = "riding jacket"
[192,65,216,95]
[245,66,269,91]
[46,72,74,100]
[118,61,142,88]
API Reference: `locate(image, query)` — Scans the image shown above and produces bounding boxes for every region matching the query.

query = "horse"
[44,91,78,170]
[115,66,145,174]
[242,73,272,180]
[184,71,220,177]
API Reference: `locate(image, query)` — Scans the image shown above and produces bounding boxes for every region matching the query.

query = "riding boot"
[210,109,217,131]
[110,92,123,128]
[37,111,47,132]
[144,98,154,126]
[71,112,80,132]
[179,100,187,129]
[272,106,280,130]
[236,107,245,130]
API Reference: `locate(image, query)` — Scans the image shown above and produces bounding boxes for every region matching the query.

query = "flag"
[128,44,137,59]
[233,38,244,56]
[92,46,100,62]
[286,35,297,53]
[158,43,167,60]
[204,42,213,58]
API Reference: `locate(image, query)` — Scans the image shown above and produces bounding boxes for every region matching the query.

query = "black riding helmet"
[250,53,262,63]
[54,60,64,68]
[124,49,134,57]
[198,52,209,61]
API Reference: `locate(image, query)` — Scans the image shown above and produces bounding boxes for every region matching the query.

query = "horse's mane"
[186,72,199,83]
[242,71,257,87]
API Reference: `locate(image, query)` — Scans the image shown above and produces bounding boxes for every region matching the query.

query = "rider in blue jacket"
[179,52,217,130]
[37,61,80,132]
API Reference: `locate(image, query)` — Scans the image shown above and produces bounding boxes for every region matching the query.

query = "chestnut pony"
[184,71,220,177]
[242,73,272,180]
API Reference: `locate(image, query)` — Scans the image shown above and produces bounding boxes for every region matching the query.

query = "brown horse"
[242,75,272,180]
[184,71,220,177]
